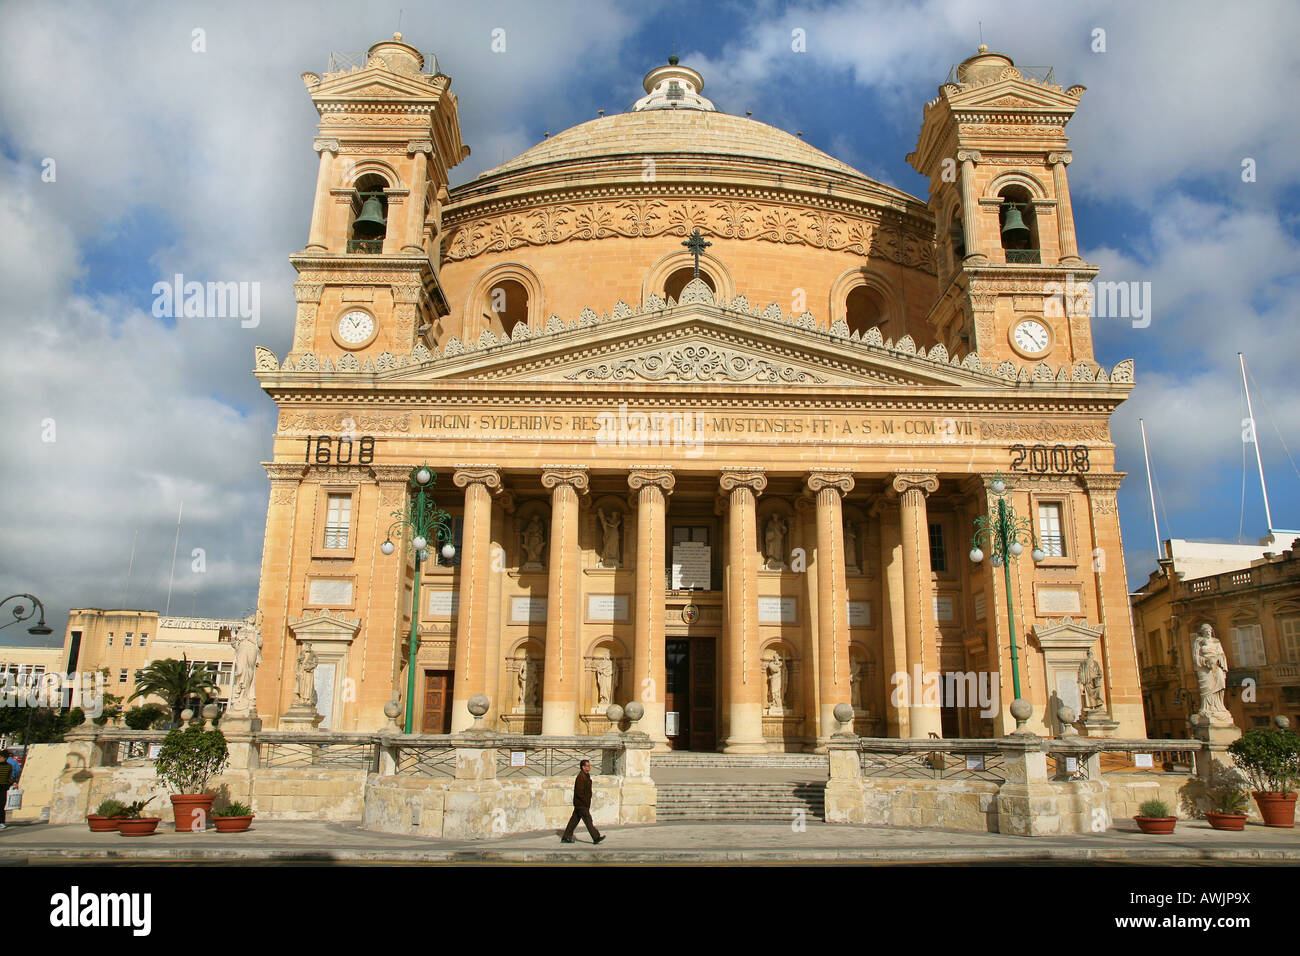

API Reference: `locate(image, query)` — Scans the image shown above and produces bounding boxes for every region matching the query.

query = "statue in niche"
[850,658,864,711]
[1077,648,1105,713]
[763,513,789,570]
[844,520,860,571]
[598,508,622,567]
[521,514,547,571]
[515,654,541,711]
[764,653,787,714]
[227,619,263,716]
[1192,623,1233,723]
[293,644,318,709]
[593,654,618,709]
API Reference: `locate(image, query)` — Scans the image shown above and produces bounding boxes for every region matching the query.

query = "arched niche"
[756,497,796,572]
[641,247,735,306]
[583,637,629,713]
[760,639,800,715]
[464,263,545,342]
[590,494,629,569]
[828,267,903,340]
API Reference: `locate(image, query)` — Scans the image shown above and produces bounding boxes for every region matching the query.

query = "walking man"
[0,750,13,830]
[560,758,604,844]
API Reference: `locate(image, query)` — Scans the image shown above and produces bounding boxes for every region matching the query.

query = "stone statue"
[521,515,546,570]
[765,653,786,714]
[294,644,318,709]
[764,514,788,570]
[593,655,617,708]
[1077,648,1104,713]
[850,658,864,710]
[598,508,622,567]
[1193,623,1233,723]
[515,656,531,711]
[844,520,860,571]
[227,619,263,716]
[516,657,540,709]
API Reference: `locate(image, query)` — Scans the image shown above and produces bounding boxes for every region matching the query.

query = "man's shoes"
[593,835,605,844]
[0,824,7,829]
[560,837,575,843]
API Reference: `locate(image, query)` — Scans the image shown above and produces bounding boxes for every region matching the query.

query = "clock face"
[335,310,376,348]
[1011,319,1051,356]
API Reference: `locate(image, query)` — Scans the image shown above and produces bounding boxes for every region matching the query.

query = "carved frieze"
[976,419,1110,443]
[563,345,828,384]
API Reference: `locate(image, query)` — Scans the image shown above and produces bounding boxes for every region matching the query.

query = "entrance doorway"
[421,670,454,733]
[665,638,716,751]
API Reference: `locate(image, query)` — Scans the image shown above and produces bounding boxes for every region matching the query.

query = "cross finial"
[682,228,711,279]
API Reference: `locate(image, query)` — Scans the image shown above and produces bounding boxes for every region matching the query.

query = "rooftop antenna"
[979,21,984,45]
[397,9,404,34]
[1139,419,1162,558]
[1239,352,1275,535]
[165,500,183,617]
[121,529,138,607]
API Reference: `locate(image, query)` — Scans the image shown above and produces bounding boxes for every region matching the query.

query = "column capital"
[313,137,340,154]
[540,466,589,495]
[719,469,767,496]
[1047,151,1073,166]
[891,472,939,497]
[956,149,981,164]
[406,139,434,156]
[453,466,503,494]
[805,470,855,497]
[628,468,676,495]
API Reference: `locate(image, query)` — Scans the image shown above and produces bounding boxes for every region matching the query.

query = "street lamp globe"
[1031,547,1046,563]
[991,478,1006,495]
[418,549,429,562]
[381,540,395,555]
[969,548,984,564]
[412,535,427,551]
[441,543,456,560]
[991,553,1004,568]
[415,467,431,486]
[1009,541,1023,556]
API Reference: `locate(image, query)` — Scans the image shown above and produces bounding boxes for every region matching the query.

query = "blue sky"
[2,0,1298,647]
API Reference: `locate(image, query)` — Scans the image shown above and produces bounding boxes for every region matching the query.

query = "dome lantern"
[632,58,716,112]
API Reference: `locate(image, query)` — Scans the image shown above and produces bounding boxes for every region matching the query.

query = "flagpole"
[1139,419,1162,558]
[165,500,183,616]
[1239,353,1275,534]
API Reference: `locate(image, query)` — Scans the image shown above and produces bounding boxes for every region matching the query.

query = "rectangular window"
[118,669,128,684]
[324,493,352,549]
[140,634,148,647]
[1037,503,1065,557]
[928,523,946,573]
[1281,617,1300,665]
[436,516,464,567]
[124,635,132,647]
[134,669,143,682]
[107,633,113,646]
[1229,624,1267,667]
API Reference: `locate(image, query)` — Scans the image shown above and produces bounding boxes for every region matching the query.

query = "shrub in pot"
[87,798,126,833]
[212,801,255,833]
[1204,786,1249,831]
[153,724,229,832]
[116,797,161,837]
[1134,798,1177,834]
[1227,728,1300,828]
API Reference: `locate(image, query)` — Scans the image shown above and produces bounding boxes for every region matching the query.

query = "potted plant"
[1204,786,1249,831]
[154,724,229,832]
[212,801,255,833]
[115,797,161,837]
[1134,798,1177,834]
[1227,727,1300,828]
[86,798,126,832]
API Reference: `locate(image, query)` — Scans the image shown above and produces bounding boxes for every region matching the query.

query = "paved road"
[2,818,1297,864]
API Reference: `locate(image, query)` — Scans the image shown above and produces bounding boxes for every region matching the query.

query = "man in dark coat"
[560,759,604,844]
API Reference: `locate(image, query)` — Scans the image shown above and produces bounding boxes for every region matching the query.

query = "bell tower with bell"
[290,34,469,363]
[909,46,1097,368]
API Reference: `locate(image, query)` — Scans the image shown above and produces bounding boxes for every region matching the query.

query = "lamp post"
[968,475,1044,729]
[380,466,455,733]
[0,594,54,637]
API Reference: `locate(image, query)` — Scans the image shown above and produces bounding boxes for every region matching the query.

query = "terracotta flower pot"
[213,815,254,833]
[117,817,162,837]
[86,815,120,833]
[170,793,216,832]
[1253,792,1297,828]
[1134,815,1177,834]
[1205,812,1247,831]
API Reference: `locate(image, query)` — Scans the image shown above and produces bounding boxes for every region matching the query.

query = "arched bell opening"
[349,173,390,253]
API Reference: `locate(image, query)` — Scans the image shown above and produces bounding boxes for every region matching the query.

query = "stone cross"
[682,228,711,278]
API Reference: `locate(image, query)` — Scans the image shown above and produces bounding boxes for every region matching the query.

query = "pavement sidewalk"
[1,818,1297,864]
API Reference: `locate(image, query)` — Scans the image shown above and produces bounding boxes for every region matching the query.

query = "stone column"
[628,469,675,749]
[450,467,502,731]
[541,467,589,736]
[893,472,941,738]
[404,140,433,253]
[306,138,338,251]
[719,469,767,753]
[956,149,985,263]
[807,470,855,744]
[873,497,907,738]
[1048,151,1082,264]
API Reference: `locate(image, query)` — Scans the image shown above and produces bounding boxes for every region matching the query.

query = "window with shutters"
[1280,616,1300,665]
[1037,502,1065,557]
[1229,623,1266,667]
[324,493,352,549]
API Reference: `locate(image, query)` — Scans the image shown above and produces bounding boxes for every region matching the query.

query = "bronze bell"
[1001,202,1031,245]
[352,194,387,239]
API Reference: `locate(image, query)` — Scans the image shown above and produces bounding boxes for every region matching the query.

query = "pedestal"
[279,706,324,730]
[1078,712,1120,738]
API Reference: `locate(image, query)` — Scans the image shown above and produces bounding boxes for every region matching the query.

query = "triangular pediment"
[307,65,446,103]
[947,77,1084,113]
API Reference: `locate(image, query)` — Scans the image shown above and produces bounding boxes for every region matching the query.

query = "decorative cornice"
[264,463,308,482]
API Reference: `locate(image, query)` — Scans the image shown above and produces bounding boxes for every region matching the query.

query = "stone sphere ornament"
[180,708,194,723]
[1277,715,1292,730]
[605,704,624,725]
[833,702,854,723]
[383,700,401,719]
[467,694,490,717]
[201,703,220,720]
[624,701,644,724]
[1056,704,1076,725]
[1010,698,1033,723]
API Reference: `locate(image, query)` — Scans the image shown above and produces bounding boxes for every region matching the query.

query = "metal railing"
[495,746,608,778]
[1005,249,1041,264]
[856,738,1010,783]
[259,732,377,772]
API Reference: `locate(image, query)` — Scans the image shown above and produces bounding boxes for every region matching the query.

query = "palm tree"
[128,657,219,724]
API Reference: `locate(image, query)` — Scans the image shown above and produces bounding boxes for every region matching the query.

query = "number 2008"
[1009,443,1090,474]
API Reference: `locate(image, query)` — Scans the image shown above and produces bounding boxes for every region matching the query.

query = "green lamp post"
[380,465,455,734]
[968,474,1044,729]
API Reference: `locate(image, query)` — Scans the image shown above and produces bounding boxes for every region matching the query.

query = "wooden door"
[665,640,689,749]
[689,639,717,752]
[421,670,453,733]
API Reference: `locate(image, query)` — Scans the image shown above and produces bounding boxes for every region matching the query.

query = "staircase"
[651,752,828,770]
[656,781,827,822]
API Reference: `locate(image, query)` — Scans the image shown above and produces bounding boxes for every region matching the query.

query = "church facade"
[251,35,1144,749]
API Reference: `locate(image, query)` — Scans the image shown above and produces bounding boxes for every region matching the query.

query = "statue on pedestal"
[593,655,617,709]
[850,658,864,711]
[763,514,788,570]
[227,619,263,717]
[1193,623,1233,723]
[1077,648,1104,713]
[294,644,318,709]
[764,653,787,714]
[521,515,547,570]
[844,520,860,571]
[598,509,622,567]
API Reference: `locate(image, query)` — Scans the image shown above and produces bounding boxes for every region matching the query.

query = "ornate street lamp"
[380,465,455,734]
[0,594,54,636]
[969,474,1044,729]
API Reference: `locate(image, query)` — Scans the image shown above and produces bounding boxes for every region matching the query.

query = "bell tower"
[909,47,1097,367]
[290,33,469,362]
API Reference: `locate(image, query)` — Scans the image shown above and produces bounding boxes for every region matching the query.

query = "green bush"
[214,801,253,818]
[153,725,229,794]
[123,704,171,730]
[93,799,128,818]
[1138,799,1171,818]
[1227,728,1300,794]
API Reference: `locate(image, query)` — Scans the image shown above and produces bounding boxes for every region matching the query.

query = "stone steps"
[651,752,827,769]
[656,782,827,822]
